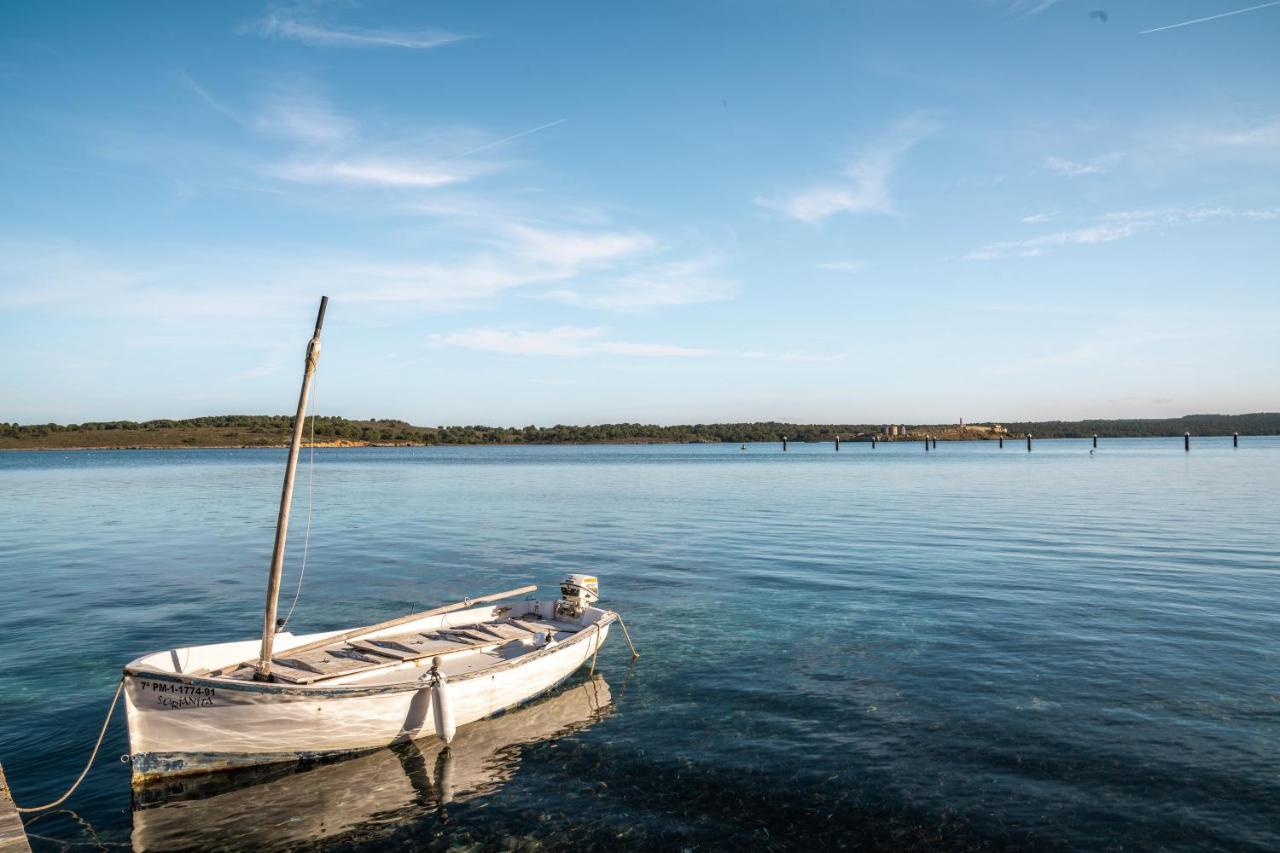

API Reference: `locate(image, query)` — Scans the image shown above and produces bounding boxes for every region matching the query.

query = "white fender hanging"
[430,656,456,744]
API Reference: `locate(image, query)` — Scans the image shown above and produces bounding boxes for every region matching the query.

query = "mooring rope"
[16,678,124,813]
[615,614,640,659]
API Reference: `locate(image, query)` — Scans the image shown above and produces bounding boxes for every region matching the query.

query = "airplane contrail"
[1139,0,1280,34]
[452,119,567,158]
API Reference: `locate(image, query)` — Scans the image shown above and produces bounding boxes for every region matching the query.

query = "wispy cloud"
[1021,211,1055,223]
[1139,0,1280,34]
[255,84,355,145]
[1044,155,1115,177]
[429,327,843,362]
[430,327,717,358]
[252,13,470,50]
[756,114,939,223]
[506,224,655,269]
[1196,119,1280,153]
[967,205,1280,260]
[1,215,735,318]
[266,158,491,188]
[451,119,566,159]
[544,258,737,311]
[177,71,245,127]
[816,260,866,272]
[252,81,506,189]
[1004,0,1065,17]
[1002,330,1222,372]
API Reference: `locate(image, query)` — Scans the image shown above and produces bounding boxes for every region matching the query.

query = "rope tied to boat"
[615,614,640,660]
[280,367,320,633]
[15,677,125,813]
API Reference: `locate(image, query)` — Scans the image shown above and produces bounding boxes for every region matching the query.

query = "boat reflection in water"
[131,675,613,851]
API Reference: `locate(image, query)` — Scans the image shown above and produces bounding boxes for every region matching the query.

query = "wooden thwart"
[246,619,550,685]
[194,584,536,678]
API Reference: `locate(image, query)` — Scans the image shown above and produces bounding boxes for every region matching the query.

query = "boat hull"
[125,619,610,783]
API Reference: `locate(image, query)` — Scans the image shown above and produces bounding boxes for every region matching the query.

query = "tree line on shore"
[2,413,1278,448]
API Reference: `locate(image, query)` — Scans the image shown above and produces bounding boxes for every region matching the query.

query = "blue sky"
[2,1,1277,425]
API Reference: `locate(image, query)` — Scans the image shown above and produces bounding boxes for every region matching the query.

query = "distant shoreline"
[2,434,1275,452]
[3,413,1277,451]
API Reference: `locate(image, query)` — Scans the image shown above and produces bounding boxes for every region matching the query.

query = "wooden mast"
[256,296,328,680]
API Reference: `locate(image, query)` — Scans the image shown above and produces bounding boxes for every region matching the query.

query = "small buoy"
[430,657,456,744]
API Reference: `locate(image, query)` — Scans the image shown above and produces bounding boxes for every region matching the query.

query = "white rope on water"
[615,614,640,659]
[15,678,124,813]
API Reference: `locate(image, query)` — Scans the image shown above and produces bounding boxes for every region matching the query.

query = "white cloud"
[177,71,245,127]
[756,114,939,223]
[252,14,470,50]
[1004,330,1222,372]
[1021,211,1055,223]
[545,258,737,311]
[266,158,488,188]
[1004,0,1065,16]
[251,81,507,190]
[816,260,866,272]
[1044,155,1111,177]
[430,327,717,358]
[967,205,1280,260]
[255,86,356,145]
[1200,120,1280,151]
[967,222,1135,260]
[505,224,655,269]
[2,217,736,318]
[429,326,843,362]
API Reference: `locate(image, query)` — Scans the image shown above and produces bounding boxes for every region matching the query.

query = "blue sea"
[1,438,1277,851]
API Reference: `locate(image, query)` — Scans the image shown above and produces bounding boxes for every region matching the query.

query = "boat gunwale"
[122,611,615,698]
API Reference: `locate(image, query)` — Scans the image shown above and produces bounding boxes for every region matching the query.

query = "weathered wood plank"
[0,762,33,853]
[196,584,537,677]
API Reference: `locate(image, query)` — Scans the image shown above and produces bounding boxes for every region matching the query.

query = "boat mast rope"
[15,678,124,813]
[280,370,319,633]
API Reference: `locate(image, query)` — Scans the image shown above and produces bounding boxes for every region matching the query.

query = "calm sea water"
[1,438,1277,851]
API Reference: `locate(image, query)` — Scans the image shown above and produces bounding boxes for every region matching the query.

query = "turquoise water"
[1,438,1277,851]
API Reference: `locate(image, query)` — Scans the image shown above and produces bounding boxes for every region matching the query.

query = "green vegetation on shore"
[1,413,1277,449]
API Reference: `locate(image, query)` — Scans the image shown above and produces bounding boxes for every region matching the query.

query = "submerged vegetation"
[1,413,1277,449]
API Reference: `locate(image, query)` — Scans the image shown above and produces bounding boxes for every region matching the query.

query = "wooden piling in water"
[0,763,32,853]
[871,436,877,448]
[782,436,788,452]
[924,436,929,452]
[1093,434,1098,448]
[931,437,937,450]
[998,436,1003,448]
[835,435,840,452]
[1026,433,1032,452]
[1234,431,1239,447]
[1184,432,1190,452]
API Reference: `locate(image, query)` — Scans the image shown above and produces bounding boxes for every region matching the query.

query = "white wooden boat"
[131,674,613,850]
[122,297,630,784]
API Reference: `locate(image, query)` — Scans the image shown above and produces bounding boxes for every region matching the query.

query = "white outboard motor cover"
[556,573,599,619]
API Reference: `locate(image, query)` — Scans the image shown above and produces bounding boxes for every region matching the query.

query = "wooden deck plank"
[223,619,585,685]
[0,763,33,853]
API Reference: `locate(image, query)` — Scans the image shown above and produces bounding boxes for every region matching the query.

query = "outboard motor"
[556,574,599,620]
